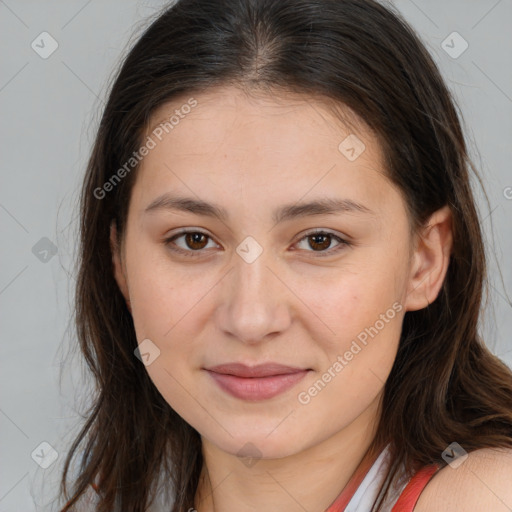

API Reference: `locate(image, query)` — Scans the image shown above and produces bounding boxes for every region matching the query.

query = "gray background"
[1,0,511,510]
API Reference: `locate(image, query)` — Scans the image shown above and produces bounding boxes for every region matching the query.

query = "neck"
[194,393,384,512]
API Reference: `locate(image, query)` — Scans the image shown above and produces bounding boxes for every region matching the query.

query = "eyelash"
[163,229,350,258]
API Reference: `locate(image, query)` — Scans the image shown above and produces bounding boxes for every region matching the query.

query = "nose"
[215,247,292,345]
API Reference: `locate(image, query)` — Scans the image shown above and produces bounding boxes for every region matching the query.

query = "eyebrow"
[144,193,375,223]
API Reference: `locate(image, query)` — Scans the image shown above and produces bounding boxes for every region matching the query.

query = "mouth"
[204,363,311,401]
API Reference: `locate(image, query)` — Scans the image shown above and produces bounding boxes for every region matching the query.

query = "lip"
[205,363,311,401]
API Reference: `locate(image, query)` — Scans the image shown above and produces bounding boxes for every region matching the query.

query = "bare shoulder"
[413,446,512,512]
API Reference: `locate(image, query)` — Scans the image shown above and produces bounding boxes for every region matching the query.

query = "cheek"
[125,241,215,341]
[291,260,406,398]
[298,262,404,344]
[124,251,212,425]
[291,269,404,421]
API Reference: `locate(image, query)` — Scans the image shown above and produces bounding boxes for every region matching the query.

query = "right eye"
[164,230,220,257]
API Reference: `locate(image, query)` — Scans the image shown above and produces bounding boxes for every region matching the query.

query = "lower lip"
[206,370,310,401]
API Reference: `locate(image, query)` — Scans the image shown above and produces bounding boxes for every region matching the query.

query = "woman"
[59,0,512,510]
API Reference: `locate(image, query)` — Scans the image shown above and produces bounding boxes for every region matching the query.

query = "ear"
[404,205,453,312]
[110,221,130,309]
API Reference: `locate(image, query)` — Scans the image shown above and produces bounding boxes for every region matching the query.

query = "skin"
[111,85,454,511]
[414,448,512,512]
[414,447,512,511]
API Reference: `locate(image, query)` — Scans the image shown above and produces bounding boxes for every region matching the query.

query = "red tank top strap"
[325,449,382,512]
[391,463,440,512]
[324,449,440,512]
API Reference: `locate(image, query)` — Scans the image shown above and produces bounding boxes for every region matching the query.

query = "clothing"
[326,444,440,512]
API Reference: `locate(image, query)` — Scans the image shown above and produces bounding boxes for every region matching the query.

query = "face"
[112,85,422,459]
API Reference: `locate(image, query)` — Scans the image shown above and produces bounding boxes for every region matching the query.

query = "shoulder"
[413,447,512,512]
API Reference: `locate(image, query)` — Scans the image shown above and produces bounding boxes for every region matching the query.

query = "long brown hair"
[59,0,512,510]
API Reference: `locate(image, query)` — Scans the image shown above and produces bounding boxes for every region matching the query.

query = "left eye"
[164,230,348,257]
[295,231,348,254]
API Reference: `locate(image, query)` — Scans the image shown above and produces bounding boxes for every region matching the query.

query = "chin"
[202,422,309,462]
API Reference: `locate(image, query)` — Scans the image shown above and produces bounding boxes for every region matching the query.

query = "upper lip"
[205,363,309,378]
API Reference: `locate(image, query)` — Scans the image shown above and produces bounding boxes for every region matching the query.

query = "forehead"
[133,85,397,215]
[146,85,376,159]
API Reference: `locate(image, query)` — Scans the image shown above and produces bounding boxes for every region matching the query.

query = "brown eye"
[308,233,332,251]
[295,230,349,256]
[164,230,218,257]
[184,232,209,250]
